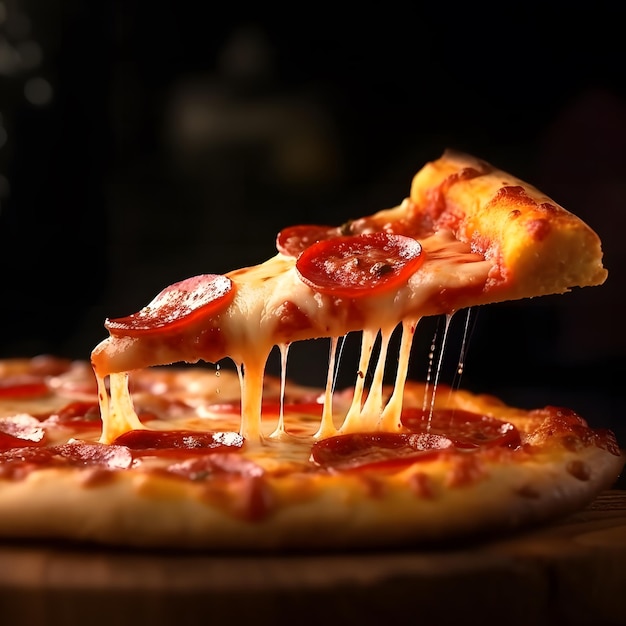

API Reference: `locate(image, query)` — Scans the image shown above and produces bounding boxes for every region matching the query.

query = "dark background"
[0,2,624,453]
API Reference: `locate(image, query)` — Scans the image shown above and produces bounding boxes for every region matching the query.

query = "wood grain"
[0,491,624,626]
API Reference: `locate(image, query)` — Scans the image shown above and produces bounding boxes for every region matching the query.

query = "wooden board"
[0,490,625,626]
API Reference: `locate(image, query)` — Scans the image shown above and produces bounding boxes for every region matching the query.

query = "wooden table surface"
[0,490,625,626]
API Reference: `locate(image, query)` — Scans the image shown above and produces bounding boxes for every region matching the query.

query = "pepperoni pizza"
[0,150,622,549]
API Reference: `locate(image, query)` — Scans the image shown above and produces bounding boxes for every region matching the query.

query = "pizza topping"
[0,376,49,399]
[113,429,244,457]
[164,452,264,480]
[105,274,235,337]
[54,442,134,469]
[43,401,102,429]
[0,442,133,480]
[401,408,521,449]
[0,414,46,449]
[311,432,452,471]
[296,232,424,297]
[276,224,339,257]
[312,409,521,471]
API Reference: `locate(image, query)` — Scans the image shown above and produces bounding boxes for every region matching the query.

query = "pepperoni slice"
[295,233,424,298]
[105,274,235,337]
[311,432,452,471]
[401,408,521,449]
[0,377,49,399]
[0,443,133,480]
[42,401,102,430]
[165,452,264,480]
[276,224,339,257]
[0,415,46,450]
[113,429,244,457]
[311,410,521,471]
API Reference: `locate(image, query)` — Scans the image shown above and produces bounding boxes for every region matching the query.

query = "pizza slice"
[0,149,622,551]
[91,150,608,444]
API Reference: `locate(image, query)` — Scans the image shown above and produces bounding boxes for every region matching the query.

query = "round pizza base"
[0,445,621,550]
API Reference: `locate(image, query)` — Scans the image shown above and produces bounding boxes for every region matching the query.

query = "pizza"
[0,150,622,550]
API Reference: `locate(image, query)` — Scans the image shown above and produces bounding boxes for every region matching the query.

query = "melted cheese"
[93,230,492,444]
[97,372,145,443]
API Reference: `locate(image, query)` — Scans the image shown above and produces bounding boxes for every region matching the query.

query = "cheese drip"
[268,343,290,439]
[97,372,145,443]
[314,336,340,438]
[92,230,491,444]
[338,319,417,435]
[94,313,459,446]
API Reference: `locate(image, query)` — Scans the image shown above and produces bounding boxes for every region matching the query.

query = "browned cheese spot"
[566,459,592,481]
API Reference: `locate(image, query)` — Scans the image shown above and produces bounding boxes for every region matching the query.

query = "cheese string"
[268,343,290,439]
[97,372,146,444]
[314,336,340,439]
[359,325,395,430]
[423,314,453,431]
[379,318,419,432]
[237,353,269,441]
[338,329,376,433]
[448,308,475,398]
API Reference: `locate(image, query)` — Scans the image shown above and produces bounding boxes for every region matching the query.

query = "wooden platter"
[0,490,625,626]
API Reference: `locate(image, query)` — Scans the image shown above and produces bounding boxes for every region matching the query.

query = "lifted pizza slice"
[91,150,607,443]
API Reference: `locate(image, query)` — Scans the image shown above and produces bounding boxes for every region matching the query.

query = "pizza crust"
[409,150,607,300]
[1,368,623,550]
[0,443,620,550]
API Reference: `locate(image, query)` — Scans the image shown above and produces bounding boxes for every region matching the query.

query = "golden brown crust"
[0,435,620,550]
[409,150,607,300]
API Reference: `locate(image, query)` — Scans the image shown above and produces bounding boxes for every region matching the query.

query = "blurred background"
[0,2,624,455]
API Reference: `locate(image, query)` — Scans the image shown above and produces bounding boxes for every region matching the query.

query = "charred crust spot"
[508,209,522,220]
[370,262,393,277]
[440,167,484,195]
[526,218,551,241]
[340,220,354,235]
[360,474,387,498]
[596,429,622,456]
[516,484,541,499]
[458,166,485,180]
[539,202,559,214]
[408,472,436,499]
[567,459,591,481]
[493,185,530,205]
[445,455,485,487]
